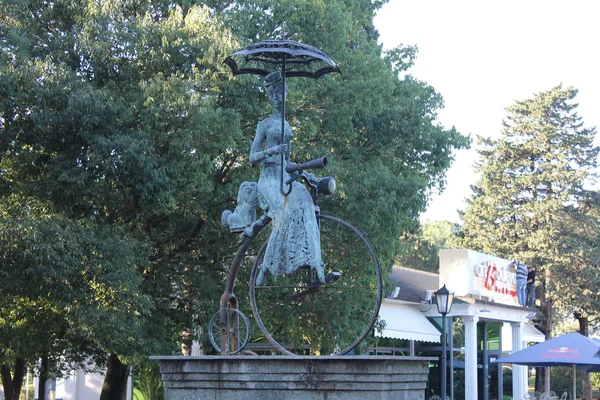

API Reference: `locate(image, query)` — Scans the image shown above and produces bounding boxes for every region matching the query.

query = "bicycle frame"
[218,215,270,354]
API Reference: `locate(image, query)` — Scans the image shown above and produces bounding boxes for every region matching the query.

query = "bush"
[591,372,600,390]
[134,361,164,400]
[550,367,581,398]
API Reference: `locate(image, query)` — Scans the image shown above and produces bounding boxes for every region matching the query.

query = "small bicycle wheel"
[249,214,382,355]
[208,307,250,355]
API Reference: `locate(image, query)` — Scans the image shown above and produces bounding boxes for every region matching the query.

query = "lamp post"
[435,284,455,400]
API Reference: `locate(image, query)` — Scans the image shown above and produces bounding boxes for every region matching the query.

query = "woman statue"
[249,71,324,285]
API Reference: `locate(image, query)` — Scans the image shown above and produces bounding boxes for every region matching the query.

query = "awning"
[375,300,440,343]
[523,322,545,343]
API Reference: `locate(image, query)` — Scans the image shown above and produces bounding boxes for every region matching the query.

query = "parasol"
[224,39,340,195]
[493,332,600,399]
[224,39,340,79]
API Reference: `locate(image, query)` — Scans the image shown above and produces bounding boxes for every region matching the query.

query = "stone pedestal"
[150,355,433,400]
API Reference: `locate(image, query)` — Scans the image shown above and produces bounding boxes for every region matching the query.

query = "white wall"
[34,370,133,400]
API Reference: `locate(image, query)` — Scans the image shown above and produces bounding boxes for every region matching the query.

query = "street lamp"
[435,284,455,400]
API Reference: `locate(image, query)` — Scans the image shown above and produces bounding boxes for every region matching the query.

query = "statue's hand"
[239,225,254,244]
[304,171,318,184]
[267,144,288,156]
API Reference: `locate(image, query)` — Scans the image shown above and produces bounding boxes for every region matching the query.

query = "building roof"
[388,266,439,303]
[388,264,540,322]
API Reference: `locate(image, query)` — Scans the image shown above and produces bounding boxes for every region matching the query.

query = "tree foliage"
[2,0,237,396]
[454,85,600,330]
[1,0,468,396]
[396,220,458,273]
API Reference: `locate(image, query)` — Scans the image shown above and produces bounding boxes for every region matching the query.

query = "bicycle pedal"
[325,271,342,284]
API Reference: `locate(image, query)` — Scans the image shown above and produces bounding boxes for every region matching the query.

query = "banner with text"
[439,249,518,306]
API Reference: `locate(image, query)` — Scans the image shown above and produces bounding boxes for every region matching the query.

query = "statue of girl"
[249,71,324,285]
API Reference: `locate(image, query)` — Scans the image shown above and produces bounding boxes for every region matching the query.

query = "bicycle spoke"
[317,288,377,317]
[315,289,361,339]
[249,214,381,355]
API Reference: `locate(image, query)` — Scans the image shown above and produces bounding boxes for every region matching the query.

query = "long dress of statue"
[250,72,325,286]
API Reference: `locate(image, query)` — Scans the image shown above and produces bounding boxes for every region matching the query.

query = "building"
[31,371,133,400]
[376,249,544,400]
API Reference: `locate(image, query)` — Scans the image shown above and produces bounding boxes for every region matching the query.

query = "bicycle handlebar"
[284,156,336,198]
[285,157,328,174]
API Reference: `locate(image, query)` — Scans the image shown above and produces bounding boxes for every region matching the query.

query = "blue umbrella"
[585,338,600,372]
[493,332,600,399]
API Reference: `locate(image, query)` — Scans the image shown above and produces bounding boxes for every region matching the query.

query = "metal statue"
[249,71,324,285]
[209,39,382,356]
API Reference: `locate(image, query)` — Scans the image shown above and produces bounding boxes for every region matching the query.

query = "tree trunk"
[37,355,49,400]
[99,354,130,400]
[575,313,592,399]
[181,265,194,356]
[536,282,553,394]
[1,358,26,400]
[181,327,192,356]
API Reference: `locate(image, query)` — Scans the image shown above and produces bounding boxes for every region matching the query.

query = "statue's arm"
[239,213,271,244]
[249,124,266,166]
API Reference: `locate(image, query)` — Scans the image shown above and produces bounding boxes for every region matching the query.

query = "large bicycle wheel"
[249,214,382,355]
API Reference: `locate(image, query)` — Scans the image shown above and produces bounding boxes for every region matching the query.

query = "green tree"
[454,84,600,392]
[2,1,237,398]
[396,221,458,272]
[0,200,153,400]
[1,0,469,396]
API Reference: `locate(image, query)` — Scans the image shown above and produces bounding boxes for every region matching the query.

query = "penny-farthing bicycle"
[209,39,382,355]
[208,158,382,355]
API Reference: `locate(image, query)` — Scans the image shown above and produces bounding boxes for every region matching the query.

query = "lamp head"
[435,284,455,315]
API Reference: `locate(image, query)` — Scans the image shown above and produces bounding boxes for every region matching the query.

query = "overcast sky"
[374,0,600,223]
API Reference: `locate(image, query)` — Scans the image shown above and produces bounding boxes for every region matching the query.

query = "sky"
[374,0,600,223]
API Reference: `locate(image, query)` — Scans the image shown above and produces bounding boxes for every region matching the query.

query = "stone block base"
[151,355,432,400]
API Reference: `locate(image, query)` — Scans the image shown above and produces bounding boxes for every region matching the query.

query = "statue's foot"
[256,268,266,286]
[316,266,325,284]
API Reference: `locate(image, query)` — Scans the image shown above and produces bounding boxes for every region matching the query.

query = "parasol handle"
[280,57,292,196]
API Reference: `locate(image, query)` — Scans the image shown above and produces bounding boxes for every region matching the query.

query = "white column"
[464,315,479,400]
[61,371,77,399]
[511,321,527,399]
[127,373,134,400]
[75,369,85,400]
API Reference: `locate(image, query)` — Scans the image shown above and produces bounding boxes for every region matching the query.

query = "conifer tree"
[454,85,600,391]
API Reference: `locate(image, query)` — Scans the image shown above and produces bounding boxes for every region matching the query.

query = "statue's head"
[264,71,286,104]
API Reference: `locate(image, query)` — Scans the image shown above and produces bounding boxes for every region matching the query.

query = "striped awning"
[375,300,440,343]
